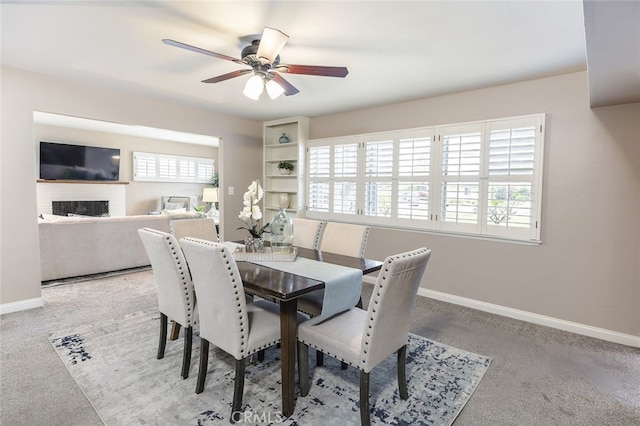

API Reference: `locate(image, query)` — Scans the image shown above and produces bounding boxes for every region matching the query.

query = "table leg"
[279,299,297,417]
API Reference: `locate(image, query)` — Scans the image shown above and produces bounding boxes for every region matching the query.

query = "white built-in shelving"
[263,116,309,223]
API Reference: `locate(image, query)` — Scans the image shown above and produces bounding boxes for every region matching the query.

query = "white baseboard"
[0,297,44,315]
[363,276,639,348]
[416,287,640,348]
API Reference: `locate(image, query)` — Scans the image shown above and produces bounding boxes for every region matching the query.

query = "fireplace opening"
[52,201,109,217]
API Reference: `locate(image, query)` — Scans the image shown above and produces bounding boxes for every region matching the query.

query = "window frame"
[305,114,545,243]
[132,151,214,183]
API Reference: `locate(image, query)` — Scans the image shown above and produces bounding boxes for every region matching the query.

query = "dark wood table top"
[235,246,383,301]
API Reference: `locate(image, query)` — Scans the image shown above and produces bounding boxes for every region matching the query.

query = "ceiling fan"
[162,27,348,100]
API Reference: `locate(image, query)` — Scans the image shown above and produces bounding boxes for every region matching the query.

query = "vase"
[277,193,290,209]
[279,133,290,144]
[279,168,292,175]
[269,208,293,253]
[244,237,264,253]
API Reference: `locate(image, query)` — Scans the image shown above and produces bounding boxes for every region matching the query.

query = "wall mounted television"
[39,141,121,181]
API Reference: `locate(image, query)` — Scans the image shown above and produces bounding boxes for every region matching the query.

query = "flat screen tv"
[39,141,120,181]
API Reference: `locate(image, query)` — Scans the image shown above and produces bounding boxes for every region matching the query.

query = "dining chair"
[299,222,370,317]
[138,228,197,380]
[180,237,295,423]
[292,218,323,249]
[297,247,432,426]
[170,217,218,242]
[318,222,369,258]
[298,221,370,366]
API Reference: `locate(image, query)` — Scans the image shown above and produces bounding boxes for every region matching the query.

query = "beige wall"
[3,66,638,341]
[0,66,263,307]
[311,72,640,338]
[34,124,218,215]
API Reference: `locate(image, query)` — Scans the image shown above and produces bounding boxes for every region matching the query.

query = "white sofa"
[39,213,171,281]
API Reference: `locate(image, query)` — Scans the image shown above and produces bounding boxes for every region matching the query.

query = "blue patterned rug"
[48,309,491,425]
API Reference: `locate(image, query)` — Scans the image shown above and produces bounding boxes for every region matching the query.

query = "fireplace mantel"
[37,180,129,185]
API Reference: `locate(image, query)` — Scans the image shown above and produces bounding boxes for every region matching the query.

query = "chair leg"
[170,321,181,340]
[181,326,193,379]
[195,339,209,394]
[360,371,371,426]
[341,361,348,370]
[297,341,310,397]
[356,296,363,309]
[230,358,246,423]
[157,313,167,359]
[257,349,265,362]
[316,350,324,366]
[397,345,408,399]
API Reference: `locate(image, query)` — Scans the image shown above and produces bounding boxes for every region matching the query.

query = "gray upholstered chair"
[297,247,432,426]
[298,222,370,317]
[318,222,369,258]
[170,217,218,242]
[179,237,290,423]
[292,218,323,249]
[298,221,371,367]
[138,228,196,380]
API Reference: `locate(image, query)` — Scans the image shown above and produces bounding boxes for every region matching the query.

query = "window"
[306,114,545,242]
[133,152,214,183]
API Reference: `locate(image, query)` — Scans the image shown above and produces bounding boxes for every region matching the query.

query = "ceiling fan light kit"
[162,26,348,100]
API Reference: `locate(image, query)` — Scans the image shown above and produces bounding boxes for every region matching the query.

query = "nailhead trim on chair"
[359,247,430,368]
[181,238,281,358]
[143,228,195,324]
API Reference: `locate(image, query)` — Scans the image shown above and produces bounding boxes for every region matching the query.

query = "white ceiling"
[1,1,637,122]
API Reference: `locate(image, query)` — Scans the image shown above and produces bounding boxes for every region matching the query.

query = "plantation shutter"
[333,142,359,216]
[133,153,157,179]
[307,145,331,213]
[484,116,543,239]
[364,138,393,220]
[438,125,483,234]
[396,131,433,225]
[133,152,214,183]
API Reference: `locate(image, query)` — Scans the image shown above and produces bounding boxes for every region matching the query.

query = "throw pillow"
[164,201,184,210]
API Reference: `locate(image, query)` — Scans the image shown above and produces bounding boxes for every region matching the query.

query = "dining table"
[233,245,383,418]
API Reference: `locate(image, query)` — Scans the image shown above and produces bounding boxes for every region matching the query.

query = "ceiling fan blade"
[162,39,245,65]
[275,64,349,78]
[256,27,289,64]
[271,73,299,96]
[202,69,252,84]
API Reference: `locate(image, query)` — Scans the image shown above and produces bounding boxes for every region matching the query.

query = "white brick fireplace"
[37,182,127,216]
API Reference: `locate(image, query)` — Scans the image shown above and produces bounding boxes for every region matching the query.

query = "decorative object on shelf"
[278,161,294,175]
[278,193,290,209]
[237,180,270,252]
[270,208,293,253]
[279,133,290,144]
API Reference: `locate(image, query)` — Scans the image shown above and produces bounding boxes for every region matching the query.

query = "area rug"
[48,309,491,425]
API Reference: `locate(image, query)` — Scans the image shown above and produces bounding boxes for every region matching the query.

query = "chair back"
[360,247,431,372]
[319,222,370,258]
[179,238,250,359]
[138,228,196,327]
[170,218,218,242]
[292,218,324,249]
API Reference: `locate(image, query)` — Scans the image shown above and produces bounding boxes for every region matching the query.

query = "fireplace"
[52,200,109,217]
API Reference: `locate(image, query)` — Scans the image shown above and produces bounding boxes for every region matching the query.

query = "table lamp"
[202,187,219,218]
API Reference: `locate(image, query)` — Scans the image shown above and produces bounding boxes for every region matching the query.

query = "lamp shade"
[265,79,285,99]
[243,75,264,100]
[202,187,218,203]
[257,27,289,64]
